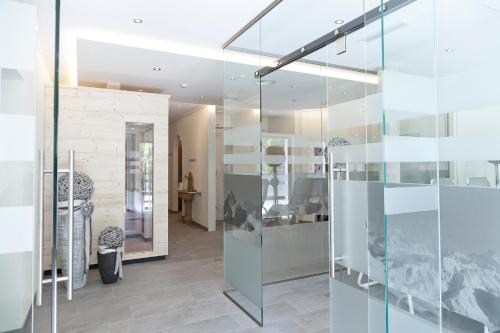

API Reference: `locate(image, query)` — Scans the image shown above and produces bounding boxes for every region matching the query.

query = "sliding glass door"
[224,0,500,330]
[1,0,61,332]
[328,0,500,332]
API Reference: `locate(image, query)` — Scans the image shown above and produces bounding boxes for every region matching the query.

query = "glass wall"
[436,1,500,332]
[260,57,329,284]
[225,0,500,331]
[1,0,58,331]
[223,22,264,324]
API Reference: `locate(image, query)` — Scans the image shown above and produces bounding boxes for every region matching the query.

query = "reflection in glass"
[125,122,154,253]
[260,65,330,284]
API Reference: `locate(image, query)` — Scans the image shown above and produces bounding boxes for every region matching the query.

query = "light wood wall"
[43,86,169,268]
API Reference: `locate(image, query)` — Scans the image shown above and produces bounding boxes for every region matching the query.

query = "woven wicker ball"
[328,137,351,147]
[98,227,124,249]
[326,137,351,166]
[58,172,95,202]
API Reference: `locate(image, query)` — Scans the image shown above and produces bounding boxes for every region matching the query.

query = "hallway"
[34,213,329,332]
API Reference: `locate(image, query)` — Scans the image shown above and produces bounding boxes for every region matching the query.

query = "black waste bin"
[97,250,119,284]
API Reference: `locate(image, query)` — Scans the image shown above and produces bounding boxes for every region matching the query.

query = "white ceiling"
[76,39,224,121]
[39,0,275,120]
[41,0,500,122]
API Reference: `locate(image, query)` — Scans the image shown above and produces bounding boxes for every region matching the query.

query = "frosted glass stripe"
[384,136,436,162]
[225,153,323,165]
[0,206,33,254]
[439,136,500,162]
[384,186,438,215]
[0,114,35,162]
[224,152,260,165]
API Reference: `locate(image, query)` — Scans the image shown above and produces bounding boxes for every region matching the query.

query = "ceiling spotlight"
[180,83,189,88]
[335,20,344,25]
[138,89,143,92]
[177,104,181,108]
[152,67,162,71]
[445,48,455,54]
[200,95,204,99]
[132,18,143,24]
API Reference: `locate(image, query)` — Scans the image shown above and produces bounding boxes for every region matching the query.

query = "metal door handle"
[328,150,335,278]
[37,150,75,305]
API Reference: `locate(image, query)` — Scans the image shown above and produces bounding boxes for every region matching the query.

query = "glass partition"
[225,0,500,330]
[260,56,329,284]
[223,22,263,325]
[437,1,500,332]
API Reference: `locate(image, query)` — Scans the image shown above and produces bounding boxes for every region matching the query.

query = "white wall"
[169,105,216,231]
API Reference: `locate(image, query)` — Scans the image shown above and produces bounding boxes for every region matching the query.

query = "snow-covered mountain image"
[369,228,500,332]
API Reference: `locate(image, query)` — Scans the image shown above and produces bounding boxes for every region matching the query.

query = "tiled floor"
[34,213,330,332]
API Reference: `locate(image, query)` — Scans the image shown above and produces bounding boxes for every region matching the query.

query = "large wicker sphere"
[58,172,95,202]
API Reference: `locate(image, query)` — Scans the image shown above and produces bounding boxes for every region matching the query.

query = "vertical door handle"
[67,150,75,300]
[37,150,75,304]
[37,150,45,306]
[328,150,335,278]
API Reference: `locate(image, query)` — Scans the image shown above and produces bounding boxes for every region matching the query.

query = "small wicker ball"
[98,227,124,249]
[58,172,95,202]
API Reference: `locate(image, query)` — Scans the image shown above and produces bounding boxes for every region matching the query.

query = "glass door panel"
[381,0,441,332]
[437,1,500,332]
[324,1,384,331]
[259,58,329,285]
[223,22,264,325]
[0,0,59,332]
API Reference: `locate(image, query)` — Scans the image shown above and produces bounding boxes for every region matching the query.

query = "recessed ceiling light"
[152,67,162,71]
[335,20,344,25]
[343,91,348,96]
[200,95,204,99]
[177,104,181,108]
[445,48,455,53]
[138,89,143,92]
[132,18,143,24]
[180,83,189,88]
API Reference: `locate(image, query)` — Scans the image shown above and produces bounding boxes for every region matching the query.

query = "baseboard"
[44,255,168,275]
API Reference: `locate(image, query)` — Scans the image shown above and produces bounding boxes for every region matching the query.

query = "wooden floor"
[34,213,330,332]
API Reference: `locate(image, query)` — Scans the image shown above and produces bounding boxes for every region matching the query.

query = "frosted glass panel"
[260,63,329,284]
[437,1,500,331]
[223,22,263,325]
